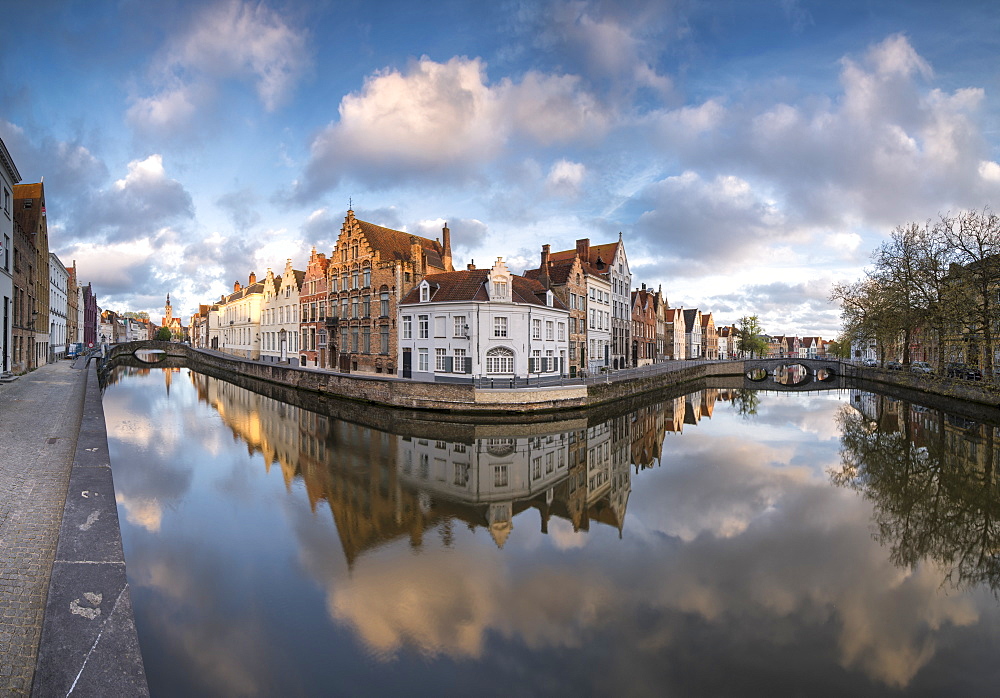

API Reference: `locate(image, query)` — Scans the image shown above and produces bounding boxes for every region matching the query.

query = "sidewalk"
[0,361,87,695]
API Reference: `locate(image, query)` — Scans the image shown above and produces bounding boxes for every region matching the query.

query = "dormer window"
[546,289,554,306]
[419,282,430,302]
[493,280,508,298]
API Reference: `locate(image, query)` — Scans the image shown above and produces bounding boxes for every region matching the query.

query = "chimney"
[410,235,423,272]
[234,280,241,293]
[541,244,550,268]
[442,223,453,271]
[248,271,256,285]
[467,260,476,270]
[641,283,646,292]
[576,238,590,261]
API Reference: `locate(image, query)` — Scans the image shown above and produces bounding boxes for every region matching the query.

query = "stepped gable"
[548,240,620,270]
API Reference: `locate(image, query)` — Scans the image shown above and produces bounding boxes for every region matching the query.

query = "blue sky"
[3,0,999,337]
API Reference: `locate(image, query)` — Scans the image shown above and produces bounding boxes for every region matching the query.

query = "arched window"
[486,346,514,374]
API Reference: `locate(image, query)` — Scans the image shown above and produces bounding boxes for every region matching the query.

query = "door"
[402,349,412,378]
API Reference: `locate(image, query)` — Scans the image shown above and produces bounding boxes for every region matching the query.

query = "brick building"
[14,182,49,369]
[324,210,454,374]
[300,249,329,368]
[523,244,589,377]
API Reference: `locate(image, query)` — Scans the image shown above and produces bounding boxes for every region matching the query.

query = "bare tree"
[939,209,1000,378]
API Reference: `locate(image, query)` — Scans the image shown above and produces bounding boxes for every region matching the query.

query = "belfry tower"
[164,294,173,326]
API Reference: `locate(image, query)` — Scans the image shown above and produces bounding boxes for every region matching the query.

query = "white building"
[48,253,68,361]
[585,272,612,373]
[260,260,303,365]
[683,309,703,359]
[0,136,20,374]
[397,258,570,381]
[217,273,264,359]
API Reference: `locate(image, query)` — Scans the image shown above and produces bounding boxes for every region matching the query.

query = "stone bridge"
[742,357,848,391]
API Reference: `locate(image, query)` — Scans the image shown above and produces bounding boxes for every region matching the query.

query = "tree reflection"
[833,394,1000,593]
[732,389,761,419]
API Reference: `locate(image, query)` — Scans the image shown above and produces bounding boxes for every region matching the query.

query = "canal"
[100,365,1000,696]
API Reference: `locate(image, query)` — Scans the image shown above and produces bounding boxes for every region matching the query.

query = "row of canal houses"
[1,135,107,377]
[190,210,731,380]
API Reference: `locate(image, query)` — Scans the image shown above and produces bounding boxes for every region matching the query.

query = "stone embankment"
[108,342,745,414]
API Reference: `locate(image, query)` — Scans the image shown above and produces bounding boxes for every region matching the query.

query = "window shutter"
[464,356,473,374]
[444,356,454,373]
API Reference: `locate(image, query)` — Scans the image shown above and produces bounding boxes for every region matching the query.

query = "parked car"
[862,358,878,367]
[886,361,903,371]
[910,361,933,374]
[946,362,983,380]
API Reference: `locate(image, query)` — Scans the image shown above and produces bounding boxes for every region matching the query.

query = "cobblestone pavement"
[0,361,87,695]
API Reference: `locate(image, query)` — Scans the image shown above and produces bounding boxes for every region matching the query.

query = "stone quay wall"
[109,342,747,415]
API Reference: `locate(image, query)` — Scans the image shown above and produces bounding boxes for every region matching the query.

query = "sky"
[3,0,1000,338]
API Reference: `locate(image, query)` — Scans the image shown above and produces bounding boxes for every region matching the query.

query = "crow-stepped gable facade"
[324,209,454,375]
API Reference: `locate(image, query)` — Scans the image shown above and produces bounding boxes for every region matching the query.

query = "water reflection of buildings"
[181,369,730,562]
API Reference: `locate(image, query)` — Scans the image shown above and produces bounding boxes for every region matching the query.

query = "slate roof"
[683,309,700,332]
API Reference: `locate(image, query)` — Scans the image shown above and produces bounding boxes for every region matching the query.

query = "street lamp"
[279,328,287,363]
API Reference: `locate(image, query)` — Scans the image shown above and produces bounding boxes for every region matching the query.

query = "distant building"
[48,253,68,361]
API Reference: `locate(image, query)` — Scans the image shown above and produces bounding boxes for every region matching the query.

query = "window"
[454,348,466,373]
[352,269,359,289]
[434,316,446,337]
[435,348,447,371]
[494,316,508,338]
[318,301,326,320]
[363,295,370,317]
[351,297,359,319]
[532,318,541,339]
[486,346,514,373]
[493,280,508,298]
[420,284,430,302]
[418,348,429,371]
[494,465,508,487]
[341,298,348,318]
[531,349,541,372]
[454,316,466,337]
[380,325,389,354]
[558,322,566,341]
[402,316,412,339]
[418,315,429,339]
[351,327,359,352]
[380,291,389,317]
[363,267,371,287]
[546,321,554,340]
[330,277,338,293]
[546,349,554,372]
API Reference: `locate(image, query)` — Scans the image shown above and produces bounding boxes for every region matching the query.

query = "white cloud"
[545,159,586,197]
[297,56,609,197]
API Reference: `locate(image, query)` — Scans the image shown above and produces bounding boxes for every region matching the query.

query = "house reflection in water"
[182,370,730,562]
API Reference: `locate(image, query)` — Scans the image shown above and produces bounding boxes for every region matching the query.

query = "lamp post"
[279,328,287,363]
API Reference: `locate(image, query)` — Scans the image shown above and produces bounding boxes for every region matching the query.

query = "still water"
[101,366,1000,696]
